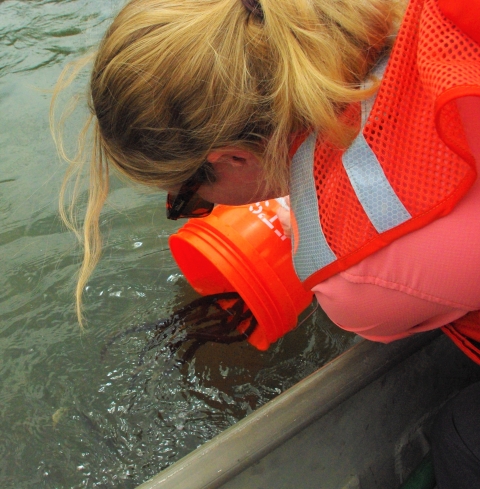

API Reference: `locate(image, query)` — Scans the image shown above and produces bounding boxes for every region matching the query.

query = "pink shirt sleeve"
[312,96,480,342]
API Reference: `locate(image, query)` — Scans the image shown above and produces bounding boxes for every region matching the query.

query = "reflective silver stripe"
[290,132,336,281]
[342,60,411,233]
[343,129,411,233]
[290,56,411,282]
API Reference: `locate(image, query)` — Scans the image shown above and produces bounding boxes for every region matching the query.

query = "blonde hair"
[52,0,406,325]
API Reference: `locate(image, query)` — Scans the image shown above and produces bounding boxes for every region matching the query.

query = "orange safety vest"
[290,0,480,360]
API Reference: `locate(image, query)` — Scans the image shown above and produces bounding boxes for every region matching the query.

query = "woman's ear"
[207,147,260,168]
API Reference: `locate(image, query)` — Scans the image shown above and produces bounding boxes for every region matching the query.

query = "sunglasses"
[166,163,215,220]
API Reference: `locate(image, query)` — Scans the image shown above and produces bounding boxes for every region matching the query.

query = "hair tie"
[240,0,264,20]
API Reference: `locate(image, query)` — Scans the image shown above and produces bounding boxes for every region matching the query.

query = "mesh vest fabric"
[290,0,479,291]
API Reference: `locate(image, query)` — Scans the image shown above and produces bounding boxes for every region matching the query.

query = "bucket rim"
[169,216,302,343]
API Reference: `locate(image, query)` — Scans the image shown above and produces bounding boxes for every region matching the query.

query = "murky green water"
[0,1,356,487]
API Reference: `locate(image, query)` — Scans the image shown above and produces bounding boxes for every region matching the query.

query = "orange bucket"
[168,199,313,350]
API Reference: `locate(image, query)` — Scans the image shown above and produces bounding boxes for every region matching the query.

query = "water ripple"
[0,0,124,78]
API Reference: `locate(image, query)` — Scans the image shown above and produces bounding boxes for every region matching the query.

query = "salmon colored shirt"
[312,97,480,342]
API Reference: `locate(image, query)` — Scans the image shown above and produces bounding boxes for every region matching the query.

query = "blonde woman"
[54,0,480,486]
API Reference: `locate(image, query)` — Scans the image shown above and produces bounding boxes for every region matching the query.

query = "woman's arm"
[313,96,480,342]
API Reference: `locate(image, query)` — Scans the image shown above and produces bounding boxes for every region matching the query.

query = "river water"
[0,1,356,487]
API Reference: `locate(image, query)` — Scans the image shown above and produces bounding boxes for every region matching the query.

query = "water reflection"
[0,1,356,487]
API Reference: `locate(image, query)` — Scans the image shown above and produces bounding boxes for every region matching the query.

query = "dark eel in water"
[101,292,257,364]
